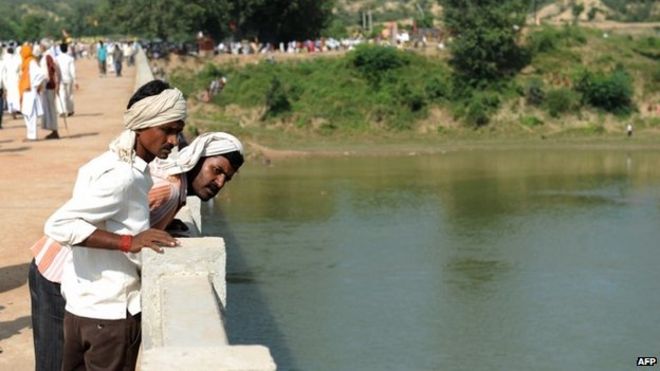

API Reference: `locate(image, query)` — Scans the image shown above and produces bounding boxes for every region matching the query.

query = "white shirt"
[21,59,46,116]
[45,151,153,320]
[55,52,76,83]
[0,55,5,90]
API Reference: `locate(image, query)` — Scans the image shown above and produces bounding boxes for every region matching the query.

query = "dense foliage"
[170,46,450,131]
[0,0,333,42]
[574,67,635,115]
[441,0,529,85]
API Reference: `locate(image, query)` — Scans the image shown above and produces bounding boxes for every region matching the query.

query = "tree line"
[0,0,334,43]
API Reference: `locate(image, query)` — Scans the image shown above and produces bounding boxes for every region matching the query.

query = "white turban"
[39,38,52,49]
[155,132,244,175]
[109,88,187,162]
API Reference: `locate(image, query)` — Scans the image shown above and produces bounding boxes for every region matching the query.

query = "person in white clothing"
[0,46,5,129]
[44,80,185,371]
[55,43,77,116]
[3,45,22,118]
[19,43,46,141]
[39,38,61,139]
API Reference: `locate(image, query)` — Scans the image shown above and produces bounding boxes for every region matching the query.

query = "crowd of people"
[211,33,436,56]
[0,38,140,140]
[0,39,78,140]
[92,40,139,77]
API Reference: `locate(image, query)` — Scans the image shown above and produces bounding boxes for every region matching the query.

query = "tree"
[231,0,333,43]
[101,0,231,41]
[440,0,528,86]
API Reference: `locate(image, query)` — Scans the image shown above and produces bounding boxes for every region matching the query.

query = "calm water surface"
[202,149,660,371]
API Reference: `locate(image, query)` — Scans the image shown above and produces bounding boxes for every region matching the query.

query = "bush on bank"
[171,45,450,131]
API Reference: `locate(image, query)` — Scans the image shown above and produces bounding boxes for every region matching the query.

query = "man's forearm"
[80,229,123,251]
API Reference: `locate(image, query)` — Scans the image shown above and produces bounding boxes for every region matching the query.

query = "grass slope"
[168,25,659,147]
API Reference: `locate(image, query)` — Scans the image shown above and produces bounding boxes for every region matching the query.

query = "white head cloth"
[156,132,244,175]
[109,88,187,163]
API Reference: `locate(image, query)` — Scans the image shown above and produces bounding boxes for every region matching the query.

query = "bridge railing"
[135,48,276,371]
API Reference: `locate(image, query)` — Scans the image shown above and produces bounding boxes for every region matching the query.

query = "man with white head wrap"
[19,43,46,141]
[149,131,245,229]
[41,80,185,371]
[29,130,244,371]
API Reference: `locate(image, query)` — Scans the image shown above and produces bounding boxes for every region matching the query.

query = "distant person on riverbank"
[96,40,107,77]
[627,123,633,137]
[209,76,226,96]
[39,80,185,371]
[29,131,244,371]
[19,43,46,141]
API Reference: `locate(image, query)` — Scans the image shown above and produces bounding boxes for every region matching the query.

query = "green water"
[202,149,660,371]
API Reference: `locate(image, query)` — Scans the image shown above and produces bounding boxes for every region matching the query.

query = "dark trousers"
[62,311,141,371]
[28,259,66,371]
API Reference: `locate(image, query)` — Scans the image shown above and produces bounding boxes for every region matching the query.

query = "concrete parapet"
[136,53,276,368]
[142,346,276,371]
[141,236,226,350]
[141,199,275,369]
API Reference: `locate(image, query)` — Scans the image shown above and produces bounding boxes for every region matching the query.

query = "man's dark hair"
[220,151,244,171]
[127,80,171,109]
[186,150,245,195]
[60,43,68,53]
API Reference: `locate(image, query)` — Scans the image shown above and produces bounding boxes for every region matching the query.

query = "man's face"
[136,120,185,160]
[190,155,237,201]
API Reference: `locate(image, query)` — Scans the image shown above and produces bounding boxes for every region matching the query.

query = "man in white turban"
[43,80,185,371]
[149,131,245,229]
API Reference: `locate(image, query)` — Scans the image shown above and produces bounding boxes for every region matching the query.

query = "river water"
[202,148,660,371]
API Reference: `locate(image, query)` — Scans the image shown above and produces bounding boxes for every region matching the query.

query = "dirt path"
[0,58,136,369]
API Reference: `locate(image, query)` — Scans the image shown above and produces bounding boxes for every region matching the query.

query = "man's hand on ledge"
[133,228,180,253]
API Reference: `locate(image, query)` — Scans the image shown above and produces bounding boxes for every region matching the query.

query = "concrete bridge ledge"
[137,50,275,369]
[141,345,277,371]
[141,236,227,350]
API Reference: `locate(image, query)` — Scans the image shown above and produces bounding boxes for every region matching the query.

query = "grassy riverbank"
[162,25,659,154]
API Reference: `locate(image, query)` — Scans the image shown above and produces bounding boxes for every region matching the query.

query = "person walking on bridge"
[3,44,22,119]
[112,44,123,77]
[19,43,46,141]
[39,38,61,140]
[0,46,5,129]
[96,40,107,77]
[55,43,77,117]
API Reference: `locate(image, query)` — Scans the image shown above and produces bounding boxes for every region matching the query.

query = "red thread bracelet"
[119,235,133,253]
